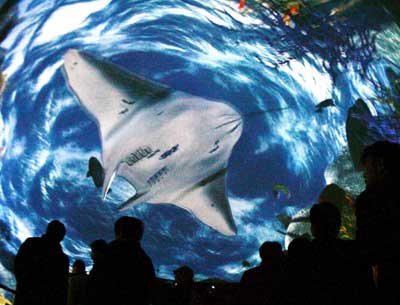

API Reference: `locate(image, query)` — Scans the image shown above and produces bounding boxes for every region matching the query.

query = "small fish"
[315,98,335,112]
[283,3,300,26]
[0,72,5,94]
[289,3,300,16]
[329,0,362,16]
[273,184,291,199]
[283,14,291,26]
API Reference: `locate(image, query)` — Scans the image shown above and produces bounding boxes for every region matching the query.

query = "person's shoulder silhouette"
[310,201,341,241]
[89,239,108,273]
[171,265,202,305]
[288,236,312,261]
[309,202,368,305]
[241,241,283,286]
[239,241,285,305]
[107,216,155,305]
[356,141,400,304]
[286,237,313,305]
[356,141,400,238]
[14,220,69,305]
[67,259,88,305]
[86,239,108,305]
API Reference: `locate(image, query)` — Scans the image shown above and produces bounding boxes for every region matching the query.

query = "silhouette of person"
[107,216,155,305]
[355,141,400,305]
[309,202,368,305]
[67,259,88,305]
[86,239,108,305]
[13,220,69,305]
[169,265,202,305]
[238,241,285,305]
[286,237,313,305]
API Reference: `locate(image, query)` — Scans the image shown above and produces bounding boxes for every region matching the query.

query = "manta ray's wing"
[118,167,237,236]
[63,49,171,196]
[63,49,170,140]
[176,169,237,236]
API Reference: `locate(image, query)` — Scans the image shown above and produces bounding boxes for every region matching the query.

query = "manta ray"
[63,49,243,235]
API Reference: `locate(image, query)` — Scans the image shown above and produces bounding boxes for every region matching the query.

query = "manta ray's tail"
[243,107,292,117]
[223,107,291,120]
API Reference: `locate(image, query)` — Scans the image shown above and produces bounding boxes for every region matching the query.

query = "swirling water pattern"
[0,0,399,284]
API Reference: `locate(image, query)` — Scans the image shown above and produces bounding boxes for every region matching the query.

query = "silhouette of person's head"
[114,216,144,241]
[72,259,86,274]
[318,184,348,208]
[360,141,400,188]
[45,220,66,243]
[288,237,312,260]
[310,202,341,240]
[90,239,108,263]
[174,265,194,286]
[259,241,282,265]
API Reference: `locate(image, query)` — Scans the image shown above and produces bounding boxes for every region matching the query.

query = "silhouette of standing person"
[13,220,69,305]
[170,265,203,305]
[310,202,372,305]
[355,141,400,305]
[67,259,88,305]
[286,237,313,305]
[86,239,108,305]
[107,216,155,305]
[238,241,285,305]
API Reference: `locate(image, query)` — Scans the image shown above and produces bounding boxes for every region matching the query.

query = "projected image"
[1,0,399,288]
[63,49,242,236]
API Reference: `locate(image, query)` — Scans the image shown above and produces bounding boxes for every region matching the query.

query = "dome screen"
[1,0,399,285]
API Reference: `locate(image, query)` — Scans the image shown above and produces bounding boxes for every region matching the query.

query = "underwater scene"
[1,0,400,288]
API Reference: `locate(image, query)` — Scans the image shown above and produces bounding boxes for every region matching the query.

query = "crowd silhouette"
[10,140,400,305]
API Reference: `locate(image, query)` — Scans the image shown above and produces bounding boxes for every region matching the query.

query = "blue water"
[0,0,399,286]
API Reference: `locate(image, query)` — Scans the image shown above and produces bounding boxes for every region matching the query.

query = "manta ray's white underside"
[63,49,243,235]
